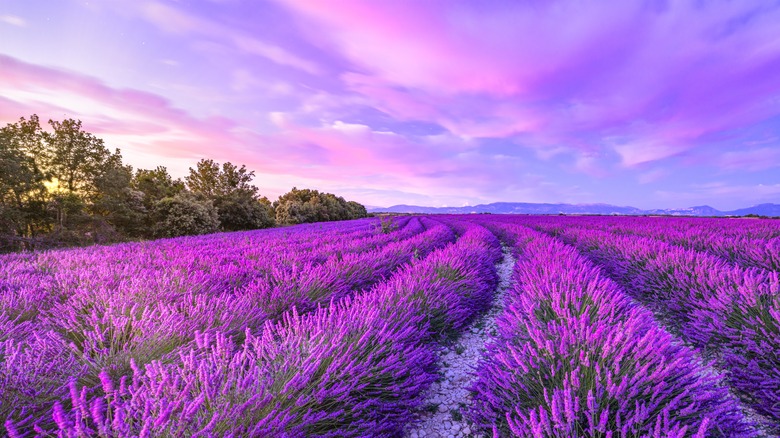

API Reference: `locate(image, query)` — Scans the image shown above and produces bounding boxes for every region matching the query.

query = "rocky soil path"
[405,245,516,438]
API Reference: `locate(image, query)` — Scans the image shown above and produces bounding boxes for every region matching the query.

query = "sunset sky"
[2,0,779,209]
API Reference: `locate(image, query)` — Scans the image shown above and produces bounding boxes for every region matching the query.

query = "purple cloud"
[277,0,780,165]
[1,0,779,208]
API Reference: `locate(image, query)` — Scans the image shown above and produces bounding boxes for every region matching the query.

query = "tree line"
[0,115,367,252]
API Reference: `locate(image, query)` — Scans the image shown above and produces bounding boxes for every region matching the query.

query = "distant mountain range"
[367,202,780,217]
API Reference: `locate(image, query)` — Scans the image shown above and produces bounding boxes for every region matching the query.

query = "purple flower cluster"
[1,217,501,436]
[626,219,780,271]
[468,220,756,437]
[531,220,780,431]
[4,213,779,436]
[537,215,780,272]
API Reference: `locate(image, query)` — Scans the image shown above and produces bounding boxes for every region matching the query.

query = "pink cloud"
[718,147,780,171]
[343,73,544,139]
[0,14,26,27]
[279,1,642,97]
[0,54,530,205]
[0,54,251,167]
[244,114,543,204]
[138,1,322,74]
[5,1,779,208]
[262,119,456,179]
[342,73,441,122]
[277,0,780,168]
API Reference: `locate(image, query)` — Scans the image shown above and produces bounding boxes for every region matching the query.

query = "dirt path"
[405,245,515,438]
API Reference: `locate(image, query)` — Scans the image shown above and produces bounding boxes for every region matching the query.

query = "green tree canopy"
[274,187,367,225]
[43,118,112,196]
[1,114,366,252]
[152,192,219,238]
[186,159,258,199]
[0,115,48,249]
[185,159,273,231]
[133,166,185,210]
[92,152,146,238]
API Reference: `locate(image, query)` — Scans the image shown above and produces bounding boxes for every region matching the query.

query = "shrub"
[151,193,219,237]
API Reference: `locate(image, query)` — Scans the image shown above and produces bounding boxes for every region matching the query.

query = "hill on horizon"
[368,202,780,217]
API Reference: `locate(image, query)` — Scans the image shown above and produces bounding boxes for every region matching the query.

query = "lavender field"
[1,215,779,437]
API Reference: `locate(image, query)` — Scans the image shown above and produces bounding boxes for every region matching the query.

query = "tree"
[274,187,367,225]
[46,192,92,246]
[185,159,273,231]
[347,201,368,219]
[40,118,120,242]
[186,159,259,198]
[151,192,219,238]
[219,162,259,197]
[185,159,222,199]
[273,196,308,225]
[215,192,275,231]
[0,115,49,250]
[43,118,112,196]
[132,166,185,210]
[91,152,146,239]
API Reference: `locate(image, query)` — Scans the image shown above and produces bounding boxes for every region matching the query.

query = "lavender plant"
[468,222,756,437]
[3,218,502,436]
[536,222,780,430]
[4,214,778,436]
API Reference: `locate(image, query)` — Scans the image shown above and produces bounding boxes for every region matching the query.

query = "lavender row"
[467,220,756,437]
[10,221,501,436]
[0,216,414,312]
[533,215,780,272]
[228,218,457,322]
[538,224,780,430]
[0,219,377,324]
[614,220,780,273]
[532,215,780,241]
[0,216,427,338]
[0,218,458,433]
[0,217,433,376]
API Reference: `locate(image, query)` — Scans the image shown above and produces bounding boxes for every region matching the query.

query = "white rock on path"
[404,244,515,438]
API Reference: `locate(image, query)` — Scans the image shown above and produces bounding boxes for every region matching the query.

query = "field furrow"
[3,214,780,437]
[535,223,780,433]
[466,221,757,437]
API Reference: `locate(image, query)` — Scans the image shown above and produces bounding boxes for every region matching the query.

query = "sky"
[1,0,780,210]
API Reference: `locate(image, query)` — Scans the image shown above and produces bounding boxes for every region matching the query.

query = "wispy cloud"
[277,0,780,168]
[140,1,321,74]
[0,54,249,170]
[718,147,780,171]
[0,54,558,205]
[2,1,780,208]
[0,14,26,27]
[637,168,669,184]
